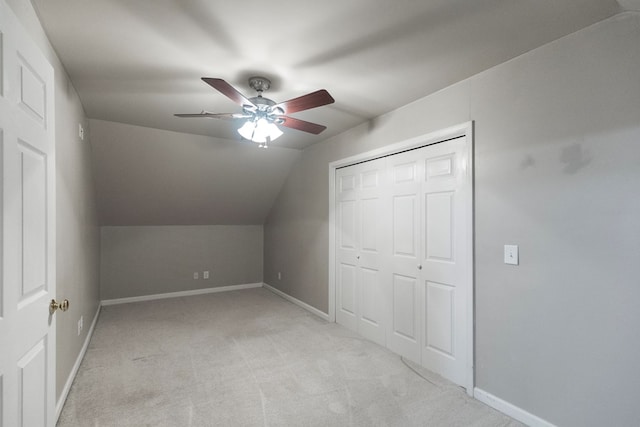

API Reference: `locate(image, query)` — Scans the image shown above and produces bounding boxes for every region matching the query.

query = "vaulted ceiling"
[32,0,626,225]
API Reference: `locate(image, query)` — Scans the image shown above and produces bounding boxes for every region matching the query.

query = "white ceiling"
[30,0,629,225]
[33,0,622,150]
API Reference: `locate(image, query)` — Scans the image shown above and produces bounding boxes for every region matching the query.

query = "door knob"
[357,255,360,259]
[418,265,423,270]
[50,299,69,314]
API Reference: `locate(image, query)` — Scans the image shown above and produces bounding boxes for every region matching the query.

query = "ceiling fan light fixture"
[237,118,283,144]
[176,76,335,142]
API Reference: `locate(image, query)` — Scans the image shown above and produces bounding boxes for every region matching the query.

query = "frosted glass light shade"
[237,118,283,143]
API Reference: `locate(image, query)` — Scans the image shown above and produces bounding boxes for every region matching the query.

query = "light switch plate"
[504,245,519,265]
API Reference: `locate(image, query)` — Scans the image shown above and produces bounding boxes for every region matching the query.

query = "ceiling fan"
[175,76,335,146]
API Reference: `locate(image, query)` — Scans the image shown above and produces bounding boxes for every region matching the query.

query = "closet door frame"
[328,121,474,395]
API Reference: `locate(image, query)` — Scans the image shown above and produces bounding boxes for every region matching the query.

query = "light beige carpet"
[57,288,522,426]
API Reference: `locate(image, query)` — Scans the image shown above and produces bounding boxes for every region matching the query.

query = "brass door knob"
[50,299,69,314]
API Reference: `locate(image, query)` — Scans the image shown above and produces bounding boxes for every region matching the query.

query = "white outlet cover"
[504,245,519,265]
[203,271,209,279]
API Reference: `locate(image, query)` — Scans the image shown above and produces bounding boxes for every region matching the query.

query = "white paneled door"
[387,150,423,364]
[0,1,57,426]
[336,158,388,346]
[419,137,471,387]
[335,133,472,390]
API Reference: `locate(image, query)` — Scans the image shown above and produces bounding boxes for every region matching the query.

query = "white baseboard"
[56,304,101,422]
[263,282,330,321]
[474,387,556,427]
[100,282,263,306]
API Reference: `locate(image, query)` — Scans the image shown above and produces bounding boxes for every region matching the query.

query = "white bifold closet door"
[336,157,388,346]
[419,138,470,386]
[335,136,471,388]
[387,148,423,363]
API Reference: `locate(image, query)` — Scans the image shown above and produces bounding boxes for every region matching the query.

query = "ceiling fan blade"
[202,78,256,108]
[174,112,250,120]
[279,116,327,135]
[273,89,335,114]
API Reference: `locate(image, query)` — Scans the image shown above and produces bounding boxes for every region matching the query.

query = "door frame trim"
[328,121,474,394]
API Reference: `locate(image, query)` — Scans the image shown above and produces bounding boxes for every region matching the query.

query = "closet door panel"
[339,263,357,316]
[335,168,359,332]
[420,137,470,386]
[425,281,454,356]
[392,273,418,340]
[359,267,382,327]
[357,159,387,345]
[386,151,422,363]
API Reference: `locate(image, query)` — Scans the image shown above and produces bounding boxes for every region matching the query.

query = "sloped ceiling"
[31,0,625,225]
[90,119,300,225]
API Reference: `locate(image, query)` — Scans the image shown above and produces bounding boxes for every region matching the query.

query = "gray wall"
[7,0,101,401]
[100,225,263,300]
[264,12,640,426]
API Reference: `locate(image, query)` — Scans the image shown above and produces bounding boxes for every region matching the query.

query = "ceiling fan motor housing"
[249,76,271,93]
[245,78,284,122]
